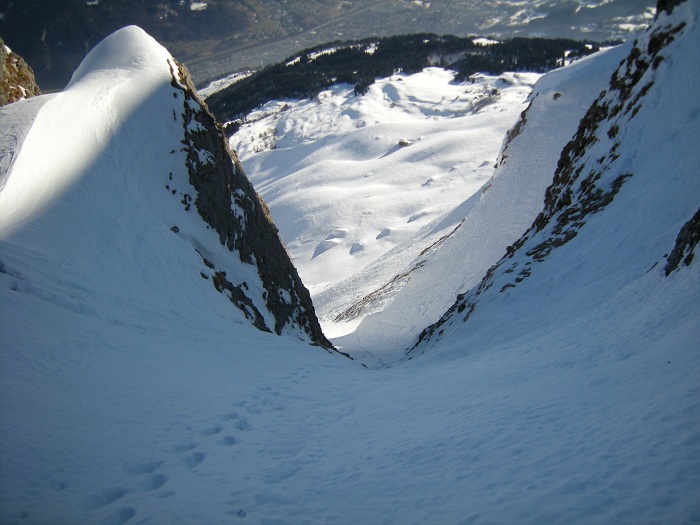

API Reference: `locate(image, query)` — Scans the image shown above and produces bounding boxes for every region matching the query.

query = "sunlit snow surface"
[1,6,699,525]
[233,68,540,298]
[231,52,634,363]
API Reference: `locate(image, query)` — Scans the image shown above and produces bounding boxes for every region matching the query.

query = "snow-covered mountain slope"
[317,43,631,364]
[0,26,331,349]
[410,0,700,357]
[233,68,540,298]
[1,4,699,525]
[1,25,346,523]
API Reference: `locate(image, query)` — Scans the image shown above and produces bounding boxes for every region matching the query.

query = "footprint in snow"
[173,441,198,453]
[262,465,300,484]
[182,452,206,469]
[221,412,239,421]
[140,474,168,492]
[82,487,129,511]
[220,436,238,446]
[235,419,251,431]
[125,462,168,492]
[125,461,162,477]
[199,425,222,437]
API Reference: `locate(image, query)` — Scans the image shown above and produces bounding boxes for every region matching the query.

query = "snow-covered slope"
[411,0,700,357]
[318,44,632,364]
[0,25,342,523]
[1,4,699,524]
[233,69,540,296]
[0,25,331,348]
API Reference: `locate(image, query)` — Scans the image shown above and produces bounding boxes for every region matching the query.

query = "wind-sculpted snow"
[67,26,174,88]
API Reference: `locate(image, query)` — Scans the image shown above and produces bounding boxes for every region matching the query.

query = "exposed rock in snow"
[0,37,40,107]
[170,60,333,346]
[665,207,700,275]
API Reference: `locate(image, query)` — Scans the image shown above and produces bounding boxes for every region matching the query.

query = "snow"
[234,48,631,364]
[233,68,540,295]
[473,37,500,45]
[0,95,51,193]
[332,46,632,363]
[197,71,252,98]
[190,2,207,11]
[1,5,700,525]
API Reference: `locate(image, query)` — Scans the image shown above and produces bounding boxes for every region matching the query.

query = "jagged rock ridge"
[166,60,334,349]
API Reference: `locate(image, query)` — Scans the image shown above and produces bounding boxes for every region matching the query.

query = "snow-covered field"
[233,69,540,296]
[1,3,699,525]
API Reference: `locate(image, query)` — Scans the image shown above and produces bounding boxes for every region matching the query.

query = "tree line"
[205,33,617,134]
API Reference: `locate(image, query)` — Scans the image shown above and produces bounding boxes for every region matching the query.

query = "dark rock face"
[168,60,336,351]
[408,5,689,355]
[665,207,700,276]
[0,38,40,107]
[657,0,685,15]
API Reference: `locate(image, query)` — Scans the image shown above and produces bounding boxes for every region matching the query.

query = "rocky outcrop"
[167,60,336,351]
[665,207,700,276]
[657,0,685,15]
[0,38,40,107]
